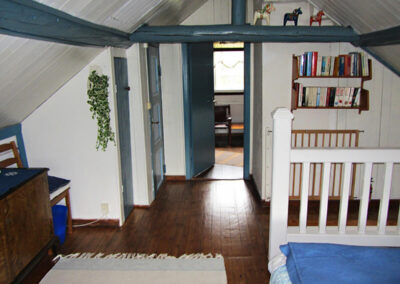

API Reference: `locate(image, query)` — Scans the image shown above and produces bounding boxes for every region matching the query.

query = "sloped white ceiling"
[0,0,206,128]
[309,0,400,33]
[309,0,400,75]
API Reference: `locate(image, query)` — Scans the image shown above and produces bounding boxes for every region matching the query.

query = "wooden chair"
[0,141,72,235]
[214,105,232,146]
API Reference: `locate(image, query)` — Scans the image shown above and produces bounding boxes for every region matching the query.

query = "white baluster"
[338,162,352,233]
[378,162,393,234]
[358,162,372,233]
[299,162,310,233]
[319,162,331,233]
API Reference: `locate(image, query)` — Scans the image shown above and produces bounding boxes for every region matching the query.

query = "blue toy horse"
[283,8,302,26]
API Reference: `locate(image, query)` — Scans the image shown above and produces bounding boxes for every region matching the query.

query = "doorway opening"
[213,42,244,179]
[182,42,250,180]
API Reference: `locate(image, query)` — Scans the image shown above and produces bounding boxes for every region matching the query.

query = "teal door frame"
[114,57,134,220]
[147,43,166,197]
[182,42,251,180]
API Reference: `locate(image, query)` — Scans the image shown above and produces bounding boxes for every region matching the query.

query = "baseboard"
[72,219,119,227]
[134,205,150,209]
[165,175,186,181]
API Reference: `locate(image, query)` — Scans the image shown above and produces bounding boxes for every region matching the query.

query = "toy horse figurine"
[253,2,275,25]
[310,10,324,26]
[283,8,302,26]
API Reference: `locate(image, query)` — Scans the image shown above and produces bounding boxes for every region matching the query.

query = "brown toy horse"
[310,10,324,26]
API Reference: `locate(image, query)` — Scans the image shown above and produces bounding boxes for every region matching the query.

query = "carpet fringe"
[55,252,223,260]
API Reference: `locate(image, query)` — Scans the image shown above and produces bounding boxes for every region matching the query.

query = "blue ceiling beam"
[129,25,359,43]
[232,0,246,25]
[0,0,131,48]
[355,26,400,47]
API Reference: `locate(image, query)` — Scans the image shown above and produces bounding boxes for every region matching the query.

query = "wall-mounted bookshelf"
[291,52,372,114]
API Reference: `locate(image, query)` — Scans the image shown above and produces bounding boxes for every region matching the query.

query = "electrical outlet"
[101,203,109,216]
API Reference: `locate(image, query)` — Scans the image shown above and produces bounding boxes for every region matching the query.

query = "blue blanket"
[281,242,400,284]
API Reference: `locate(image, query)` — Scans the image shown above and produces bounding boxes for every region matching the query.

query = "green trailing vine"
[87,70,115,151]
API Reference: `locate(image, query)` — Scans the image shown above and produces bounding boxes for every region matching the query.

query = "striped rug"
[41,253,227,284]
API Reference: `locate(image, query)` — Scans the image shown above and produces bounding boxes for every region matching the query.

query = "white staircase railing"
[268,108,400,260]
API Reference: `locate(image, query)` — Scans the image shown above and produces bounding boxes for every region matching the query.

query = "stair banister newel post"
[269,108,294,260]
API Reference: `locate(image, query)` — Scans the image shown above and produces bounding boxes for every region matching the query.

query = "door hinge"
[163,164,166,172]
[158,65,162,76]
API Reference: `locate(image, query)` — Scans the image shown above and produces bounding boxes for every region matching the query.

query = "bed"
[268,108,400,283]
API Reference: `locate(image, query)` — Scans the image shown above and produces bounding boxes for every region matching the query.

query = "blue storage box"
[52,205,68,244]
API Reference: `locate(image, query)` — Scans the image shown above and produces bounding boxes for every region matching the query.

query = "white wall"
[22,49,123,221]
[160,44,186,176]
[262,42,400,200]
[126,44,154,205]
[252,43,263,196]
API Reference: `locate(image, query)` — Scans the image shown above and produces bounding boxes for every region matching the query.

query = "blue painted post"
[232,0,246,25]
[181,44,193,180]
[243,43,250,179]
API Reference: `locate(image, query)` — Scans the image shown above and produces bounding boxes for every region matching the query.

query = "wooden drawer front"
[2,171,53,280]
[0,204,12,284]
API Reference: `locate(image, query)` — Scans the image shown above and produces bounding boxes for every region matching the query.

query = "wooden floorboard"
[24,180,399,283]
[195,164,243,180]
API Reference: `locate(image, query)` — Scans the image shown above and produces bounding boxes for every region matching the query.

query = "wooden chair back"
[214,105,231,124]
[0,141,23,168]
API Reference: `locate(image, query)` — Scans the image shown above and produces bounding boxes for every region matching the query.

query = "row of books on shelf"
[297,52,369,77]
[296,84,362,108]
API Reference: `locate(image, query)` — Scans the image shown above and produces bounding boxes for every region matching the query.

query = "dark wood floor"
[30,180,269,284]
[195,164,243,180]
[26,180,399,284]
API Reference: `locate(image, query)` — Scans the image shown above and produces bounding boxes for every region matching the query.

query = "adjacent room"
[0,0,399,283]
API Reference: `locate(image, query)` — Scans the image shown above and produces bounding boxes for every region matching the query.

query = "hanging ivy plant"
[87,70,115,151]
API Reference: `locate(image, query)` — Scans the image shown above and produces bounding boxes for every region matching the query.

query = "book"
[321,56,326,76]
[316,87,321,106]
[361,52,369,77]
[334,88,340,106]
[298,83,304,107]
[316,56,322,76]
[344,55,351,76]
[326,88,331,106]
[325,56,332,76]
[306,52,313,76]
[354,88,361,106]
[333,57,339,76]
[337,88,344,106]
[330,88,336,107]
[299,55,306,76]
[311,52,318,76]
[338,55,346,76]
[320,87,327,107]
[351,88,359,107]
[344,88,352,107]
